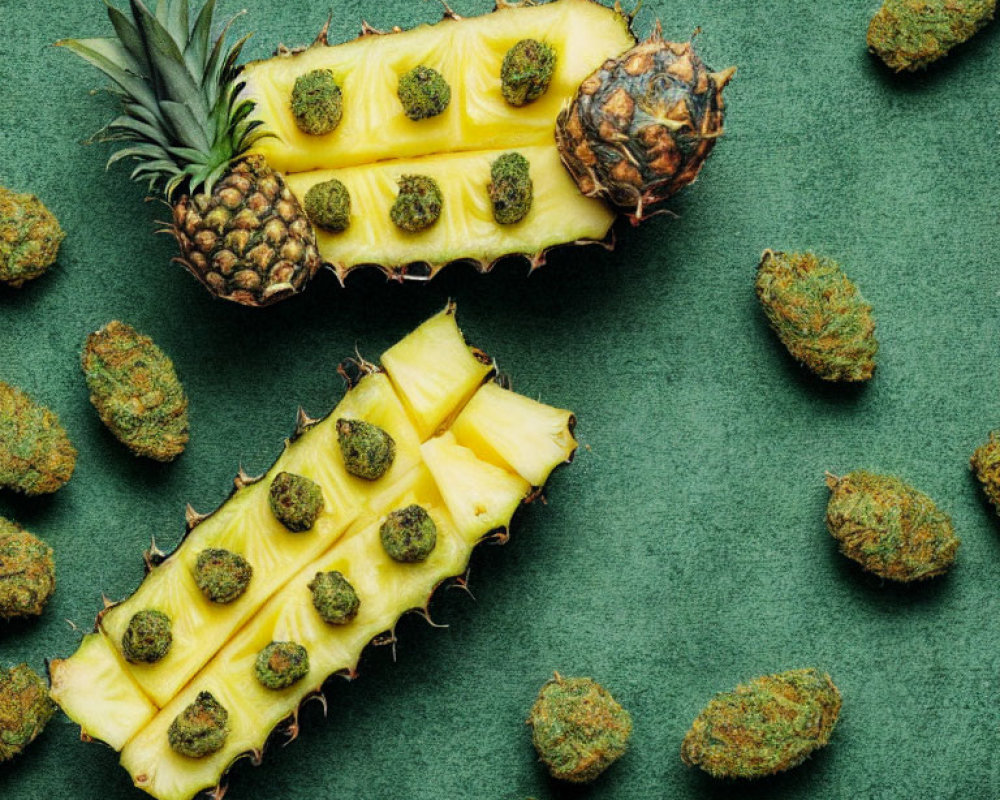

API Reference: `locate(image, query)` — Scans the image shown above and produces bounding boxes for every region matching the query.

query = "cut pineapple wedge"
[240,0,635,278]
[51,306,577,800]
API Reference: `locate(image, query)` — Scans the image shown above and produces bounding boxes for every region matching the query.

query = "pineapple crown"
[58,0,268,198]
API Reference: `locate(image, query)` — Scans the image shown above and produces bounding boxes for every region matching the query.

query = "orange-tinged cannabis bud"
[0,518,55,620]
[0,186,64,288]
[254,642,310,690]
[81,321,189,462]
[756,250,878,382]
[825,471,959,581]
[970,431,1000,514]
[0,664,55,762]
[167,691,229,758]
[681,668,840,779]
[308,570,360,625]
[528,674,632,784]
[0,382,76,496]
[868,0,996,72]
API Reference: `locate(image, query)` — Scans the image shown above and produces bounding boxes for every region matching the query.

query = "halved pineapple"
[241,0,635,278]
[51,306,577,799]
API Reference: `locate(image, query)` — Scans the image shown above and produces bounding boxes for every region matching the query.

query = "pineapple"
[49,306,577,800]
[62,0,732,301]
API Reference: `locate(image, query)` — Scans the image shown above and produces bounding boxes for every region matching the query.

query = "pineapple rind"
[451,382,577,486]
[242,0,634,174]
[49,633,157,752]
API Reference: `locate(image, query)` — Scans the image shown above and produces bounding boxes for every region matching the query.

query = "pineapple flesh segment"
[242,0,635,173]
[49,633,157,751]
[99,371,423,708]
[451,382,576,486]
[283,145,616,274]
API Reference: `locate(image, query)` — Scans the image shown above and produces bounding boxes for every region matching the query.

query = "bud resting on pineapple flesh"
[337,418,396,479]
[380,504,438,563]
[501,39,556,107]
[309,570,361,625]
[167,691,229,758]
[268,471,325,532]
[290,69,343,135]
[122,609,173,665]
[254,641,310,690]
[193,548,253,603]
[490,152,533,225]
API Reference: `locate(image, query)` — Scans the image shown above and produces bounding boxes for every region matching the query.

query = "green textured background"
[2,1,999,798]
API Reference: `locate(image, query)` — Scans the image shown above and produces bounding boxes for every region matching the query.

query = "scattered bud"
[971,431,1000,514]
[0,664,55,762]
[0,186,64,288]
[380,504,437,563]
[681,668,841,779]
[397,65,451,120]
[193,548,252,604]
[390,175,444,232]
[254,641,310,690]
[0,518,55,620]
[756,251,878,382]
[489,152,533,225]
[308,570,360,625]
[269,472,324,532]
[291,69,343,135]
[337,418,396,480]
[0,382,76,495]
[825,471,959,581]
[527,674,632,783]
[122,609,172,664]
[501,39,557,107]
[304,179,351,232]
[167,691,229,758]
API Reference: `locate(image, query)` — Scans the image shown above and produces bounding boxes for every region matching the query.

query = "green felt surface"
[1,1,1000,798]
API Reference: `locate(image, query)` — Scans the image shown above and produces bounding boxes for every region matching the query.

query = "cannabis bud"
[501,39,556,107]
[0,518,55,620]
[0,664,55,762]
[970,431,1000,515]
[304,178,352,232]
[269,472,324,532]
[390,175,444,233]
[291,69,343,135]
[121,609,173,664]
[380,504,437,563]
[309,570,361,625]
[0,382,76,496]
[0,186,65,288]
[254,641,310,690]
[167,691,229,758]
[193,548,253,604]
[756,251,878,382]
[397,65,451,120]
[337,418,396,480]
[825,471,959,581]
[682,669,840,779]
[489,152,533,225]
[868,0,996,72]
[81,321,189,462]
[527,674,632,784]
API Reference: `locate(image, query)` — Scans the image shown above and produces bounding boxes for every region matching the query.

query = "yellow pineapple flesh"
[50,306,577,800]
[240,0,635,278]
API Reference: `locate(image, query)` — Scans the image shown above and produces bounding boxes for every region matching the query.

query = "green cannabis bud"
[0,664,55,763]
[489,152,533,225]
[121,609,173,664]
[527,674,632,784]
[291,69,343,135]
[397,65,451,120]
[970,431,1000,514]
[337,418,396,480]
[380,504,437,563]
[167,691,229,758]
[269,472,325,532]
[0,186,65,288]
[0,382,76,496]
[304,178,351,232]
[0,518,55,620]
[867,0,996,72]
[81,321,189,462]
[681,668,841,779]
[825,471,959,581]
[756,250,878,382]
[390,175,444,232]
[254,641,310,690]
[193,548,253,604]
[309,570,361,625]
[501,39,557,107]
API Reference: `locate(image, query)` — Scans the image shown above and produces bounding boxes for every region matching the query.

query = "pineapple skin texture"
[52,306,578,800]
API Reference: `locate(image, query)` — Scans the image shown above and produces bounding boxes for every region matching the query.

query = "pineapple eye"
[268,471,325,532]
[290,69,343,135]
[303,179,352,232]
[121,609,172,664]
[167,691,229,758]
[380,504,438,563]
[500,39,556,107]
[389,175,444,233]
[254,642,310,690]
[193,548,253,604]
[489,152,533,224]
[397,65,451,120]
[309,570,361,625]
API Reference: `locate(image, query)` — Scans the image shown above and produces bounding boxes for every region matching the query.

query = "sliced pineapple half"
[241,0,635,278]
[52,306,577,799]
